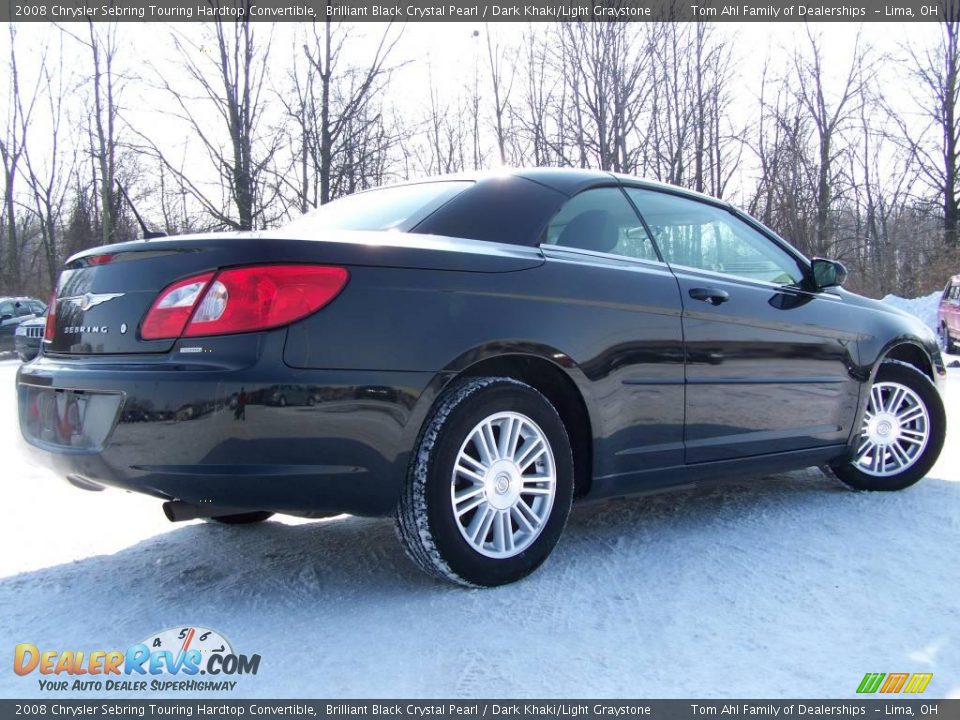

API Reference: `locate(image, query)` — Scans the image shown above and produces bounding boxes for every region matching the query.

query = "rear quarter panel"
[284,252,687,483]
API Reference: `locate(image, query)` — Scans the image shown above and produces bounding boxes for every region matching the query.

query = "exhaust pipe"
[162,500,247,522]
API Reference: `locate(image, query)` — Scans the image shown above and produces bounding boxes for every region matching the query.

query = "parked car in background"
[0,297,46,352]
[938,274,960,354]
[14,314,45,362]
[266,384,318,407]
[16,169,948,587]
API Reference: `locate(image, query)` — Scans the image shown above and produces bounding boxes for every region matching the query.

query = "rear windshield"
[283,181,472,233]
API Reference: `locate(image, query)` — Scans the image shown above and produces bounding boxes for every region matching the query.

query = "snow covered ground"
[882,291,942,333]
[1,358,958,699]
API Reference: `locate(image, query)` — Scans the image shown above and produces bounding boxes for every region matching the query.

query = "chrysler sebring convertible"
[17,168,947,586]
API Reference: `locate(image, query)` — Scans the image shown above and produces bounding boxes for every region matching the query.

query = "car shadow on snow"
[2,466,958,697]
[3,466,955,611]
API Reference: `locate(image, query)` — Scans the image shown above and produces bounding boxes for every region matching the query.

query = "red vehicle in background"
[939,274,960,354]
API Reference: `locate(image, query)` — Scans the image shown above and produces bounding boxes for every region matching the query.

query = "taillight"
[141,273,214,340]
[84,253,114,266]
[44,291,57,342]
[141,265,348,341]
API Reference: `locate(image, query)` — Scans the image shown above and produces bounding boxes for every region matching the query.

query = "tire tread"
[395,376,567,587]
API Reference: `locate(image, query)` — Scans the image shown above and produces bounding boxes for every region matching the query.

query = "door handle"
[689,287,730,306]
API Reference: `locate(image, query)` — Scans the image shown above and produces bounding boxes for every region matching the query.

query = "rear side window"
[284,181,472,234]
[542,188,659,262]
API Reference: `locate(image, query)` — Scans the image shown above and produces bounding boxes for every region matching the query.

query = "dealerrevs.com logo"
[13,626,260,693]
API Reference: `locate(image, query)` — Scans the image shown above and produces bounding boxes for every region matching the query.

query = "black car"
[17,169,947,587]
[1,296,46,352]
[14,314,46,362]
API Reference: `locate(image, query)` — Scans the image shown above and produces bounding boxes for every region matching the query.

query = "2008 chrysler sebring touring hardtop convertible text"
[18,168,947,587]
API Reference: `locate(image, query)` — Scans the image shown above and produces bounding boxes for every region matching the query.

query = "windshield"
[283,181,473,234]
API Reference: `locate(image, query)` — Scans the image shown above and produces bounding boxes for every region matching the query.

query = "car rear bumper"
[16,334,444,517]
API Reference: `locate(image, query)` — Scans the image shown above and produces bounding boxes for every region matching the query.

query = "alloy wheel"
[854,381,930,477]
[450,411,556,559]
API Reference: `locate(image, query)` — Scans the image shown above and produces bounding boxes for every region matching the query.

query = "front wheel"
[395,377,574,587]
[828,361,946,491]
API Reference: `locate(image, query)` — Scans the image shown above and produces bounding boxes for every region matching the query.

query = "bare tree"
[145,6,278,230]
[898,11,960,247]
[511,26,560,167]
[57,21,125,246]
[0,26,41,287]
[792,29,871,258]
[484,26,517,166]
[558,22,650,173]
[300,20,402,205]
[22,37,76,288]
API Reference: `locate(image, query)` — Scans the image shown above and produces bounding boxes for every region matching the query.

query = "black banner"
[0,0,950,23]
[0,700,955,720]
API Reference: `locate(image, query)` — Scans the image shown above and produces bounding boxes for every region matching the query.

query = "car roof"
[516,167,730,206]
[380,167,733,206]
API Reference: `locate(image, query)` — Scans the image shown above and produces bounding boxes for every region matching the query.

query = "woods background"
[2,12,960,300]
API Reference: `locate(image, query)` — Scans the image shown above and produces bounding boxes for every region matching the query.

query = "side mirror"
[0,314,11,322]
[810,258,847,290]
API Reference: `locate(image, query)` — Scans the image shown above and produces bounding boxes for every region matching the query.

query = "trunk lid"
[50,230,543,355]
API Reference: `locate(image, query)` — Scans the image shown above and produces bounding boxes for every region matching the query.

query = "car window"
[542,188,659,262]
[284,181,472,234]
[625,188,805,285]
[28,301,45,315]
[0,301,14,318]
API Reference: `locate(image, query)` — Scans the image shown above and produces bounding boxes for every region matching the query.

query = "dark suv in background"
[14,314,46,362]
[0,297,46,354]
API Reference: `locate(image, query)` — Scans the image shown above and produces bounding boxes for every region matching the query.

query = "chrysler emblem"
[62,292,125,312]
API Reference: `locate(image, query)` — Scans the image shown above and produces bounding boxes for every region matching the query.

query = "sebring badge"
[62,292,125,312]
[63,325,109,334]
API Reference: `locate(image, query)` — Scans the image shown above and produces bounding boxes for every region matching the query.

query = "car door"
[949,282,960,337]
[538,187,686,482]
[624,187,861,463]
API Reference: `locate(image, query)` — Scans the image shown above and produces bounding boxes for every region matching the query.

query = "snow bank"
[881,291,942,332]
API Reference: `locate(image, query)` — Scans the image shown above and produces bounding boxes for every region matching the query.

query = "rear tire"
[939,324,957,354]
[827,361,945,491]
[395,377,574,587]
[208,511,274,525]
